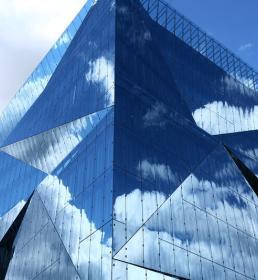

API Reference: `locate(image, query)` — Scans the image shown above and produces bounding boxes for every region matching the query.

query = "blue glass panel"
[0,0,97,147]
[113,145,258,279]
[169,42,258,135]
[216,130,258,176]
[1,0,258,278]
[136,0,258,136]
[0,152,46,217]
[34,166,113,270]
[1,107,113,174]
[116,0,195,126]
[3,0,115,146]
[5,190,80,279]
[113,80,218,252]
[140,0,257,92]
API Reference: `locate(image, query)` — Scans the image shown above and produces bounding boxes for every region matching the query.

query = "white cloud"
[85,56,115,106]
[238,43,254,51]
[113,188,166,251]
[0,0,86,113]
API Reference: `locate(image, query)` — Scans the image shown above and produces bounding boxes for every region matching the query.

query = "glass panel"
[0,0,97,147]
[5,197,76,279]
[1,107,113,174]
[3,0,115,146]
[0,201,26,241]
[78,222,112,280]
[0,152,46,217]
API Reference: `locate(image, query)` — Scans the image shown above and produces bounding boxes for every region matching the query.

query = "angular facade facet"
[0,0,257,279]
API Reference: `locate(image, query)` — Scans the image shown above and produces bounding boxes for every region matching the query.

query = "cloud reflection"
[85,56,114,106]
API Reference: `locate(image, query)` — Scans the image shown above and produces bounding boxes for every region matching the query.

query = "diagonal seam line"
[0,169,47,219]
[0,105,114,150]
[228,146,258,165]
[215,131,258,163]
[80,218,113,244]
[113,142,220,258]
[0,192,34,279]
[0,150,48,175]
[35,189,82,280]
[31,258,60,280]
[213,128,258,137]
[113,258,190,280]
[147,24,197,125]
[159,238,255,280]
[224,145,258,197]
[0,106,114,174]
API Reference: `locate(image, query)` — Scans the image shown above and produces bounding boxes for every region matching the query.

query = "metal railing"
[140,0,258,92]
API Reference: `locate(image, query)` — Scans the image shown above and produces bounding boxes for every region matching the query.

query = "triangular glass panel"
[1,107,113,174]
[5,190,80,279]
[216,130,258,176]
[35,172,113,268]
[0,194,31,279]
[0,151,46,217]
[31,256,79,280]
[114,146,258,280]
[0,201,26,242]
[0,0,97,147]
[113,118,219,253]
[3,0,115,146]
[217,130,258,161]
[137,0,258,136]
[115,0,195,126]
[112,259,184,280]
[225,146,258,196]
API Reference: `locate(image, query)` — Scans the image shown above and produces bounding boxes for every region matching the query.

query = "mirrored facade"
[0,0,257,279]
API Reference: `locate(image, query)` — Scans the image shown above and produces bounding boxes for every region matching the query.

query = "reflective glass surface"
[0,0,97,147]
[0,0,257,279]
[217,130,258,176]
[1,107,112,174]
[0,151,46,217]
[114,146,258,279]
[112,1,258,280]
[138,0,258,136]
[0,201,26,241]
[5,192,80,280]
[2,0,115,146]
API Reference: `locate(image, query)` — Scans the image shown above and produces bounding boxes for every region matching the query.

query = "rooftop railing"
[140,0,258,92]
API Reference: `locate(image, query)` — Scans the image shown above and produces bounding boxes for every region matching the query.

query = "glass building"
[0,0,257,279]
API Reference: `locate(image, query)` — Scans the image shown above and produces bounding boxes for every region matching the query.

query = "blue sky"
[167,0,258,69]
[0,0,257,113]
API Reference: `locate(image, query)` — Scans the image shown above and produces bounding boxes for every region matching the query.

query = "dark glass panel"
[0,202,26,241]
